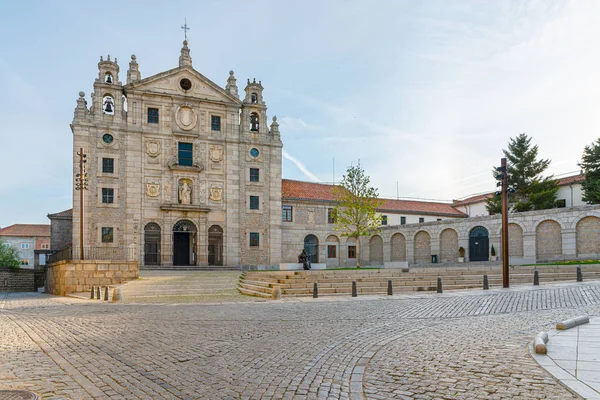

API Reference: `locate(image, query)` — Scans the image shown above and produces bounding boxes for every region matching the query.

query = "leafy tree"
[579,138,600,204]
[0,239,20,268]
[332,164,383,268]
[486,133,558,214]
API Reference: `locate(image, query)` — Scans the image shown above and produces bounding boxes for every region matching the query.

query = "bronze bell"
[106,75,113,84]
[104,102,113,113]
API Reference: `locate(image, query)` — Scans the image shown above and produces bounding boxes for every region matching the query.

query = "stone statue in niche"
[179,181,192,205]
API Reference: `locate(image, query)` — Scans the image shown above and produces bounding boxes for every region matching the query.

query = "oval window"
[180,78,192,91]
[250,148,259,158]
[102,133,114,144]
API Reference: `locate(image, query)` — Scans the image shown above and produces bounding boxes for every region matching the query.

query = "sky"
[0,0,599,227]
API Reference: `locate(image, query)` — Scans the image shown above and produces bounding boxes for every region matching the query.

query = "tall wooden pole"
[79,148,84,260]
[501,157,510,288]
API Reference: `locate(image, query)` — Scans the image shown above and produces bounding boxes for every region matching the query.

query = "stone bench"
[279,263,327,271]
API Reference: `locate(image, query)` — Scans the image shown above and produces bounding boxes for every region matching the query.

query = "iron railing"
[47,246,136,264]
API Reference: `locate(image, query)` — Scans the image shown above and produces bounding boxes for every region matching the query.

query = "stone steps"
[141,265,241,271]
[238,264,600,298]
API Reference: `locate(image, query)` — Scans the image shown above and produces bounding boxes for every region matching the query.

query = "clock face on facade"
[250,148,259,158]
[102,133,114,144]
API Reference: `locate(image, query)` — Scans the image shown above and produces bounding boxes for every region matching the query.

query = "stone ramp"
[119,270,260,304]
[238,263,600,298]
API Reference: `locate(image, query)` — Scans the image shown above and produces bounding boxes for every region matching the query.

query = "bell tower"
[241,79,267,135]
[91,55,124,122]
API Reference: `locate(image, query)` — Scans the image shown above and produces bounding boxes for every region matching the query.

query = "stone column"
[406,239,415,265]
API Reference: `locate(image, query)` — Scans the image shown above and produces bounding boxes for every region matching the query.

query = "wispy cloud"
[282,150,321,182]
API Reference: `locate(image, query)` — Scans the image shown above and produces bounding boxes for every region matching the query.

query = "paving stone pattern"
[1,282,600,399]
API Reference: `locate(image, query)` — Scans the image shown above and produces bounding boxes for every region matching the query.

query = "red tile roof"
[452,193,494,207]
[282,179,467,217]
[0,224,50,238]
[47,208,73,218]
[557,173,585,186]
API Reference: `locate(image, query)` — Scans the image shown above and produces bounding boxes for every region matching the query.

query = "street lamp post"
[75,148,88,260]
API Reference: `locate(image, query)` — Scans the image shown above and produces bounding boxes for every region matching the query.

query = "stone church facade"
[70,41,600,269]
[71,41,282,267]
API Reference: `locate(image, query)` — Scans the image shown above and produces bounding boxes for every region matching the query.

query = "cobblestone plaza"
[1,275,600,399]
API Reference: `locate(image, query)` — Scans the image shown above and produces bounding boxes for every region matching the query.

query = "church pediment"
[126,66,241,105]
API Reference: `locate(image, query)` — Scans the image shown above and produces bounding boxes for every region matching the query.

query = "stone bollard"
[271,285,282,300]
[534,332,549,354]
[483,274,489,290]
[577,265,583,282]
[96,286,101,300]
[534,269,540,286]
[352,281,357,297]
[90,286,95,299]
[313,282,318,298]
[437,277,443,293]
[112,287,122,303]
[387,279,393,296]
[104,287,109,301]
[557,316,589,330]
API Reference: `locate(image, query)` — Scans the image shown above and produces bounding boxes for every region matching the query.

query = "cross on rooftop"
[181,18,190,40]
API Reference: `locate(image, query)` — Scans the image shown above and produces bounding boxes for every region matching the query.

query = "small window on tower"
[249,168,259,182]
[249,232,259,247]
[250,112,259,132]
[105,73,113,84]
[251,93,258,104]
[249,195,259,210]
[148,108,159,124]
[102,227,114,243]
[102,158,114,174]
[102,188,114,204]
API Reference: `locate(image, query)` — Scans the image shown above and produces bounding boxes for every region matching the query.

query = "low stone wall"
[0,267,35,292]
[46,260,139,296]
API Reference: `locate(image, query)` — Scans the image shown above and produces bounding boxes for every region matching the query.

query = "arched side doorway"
[173,220,197,266]
[208,225,223,266]
[469,226,489,262]
[304,234,319,263]
[144,223,161,265]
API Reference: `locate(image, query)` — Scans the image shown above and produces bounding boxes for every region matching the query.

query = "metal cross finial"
[181,18,190,40]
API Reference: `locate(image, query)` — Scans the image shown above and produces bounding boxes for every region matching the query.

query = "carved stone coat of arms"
[176,105,197,131]
[146,140,160,157]
[209,145,223,163]
[146,182,160,197]
[209,186,223,202]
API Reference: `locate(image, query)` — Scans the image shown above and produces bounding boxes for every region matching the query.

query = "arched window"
[304,234,319,263]
[251,93,258,103]
[102,95,115,115]
[105,72,113,84]
[250,112,259,132]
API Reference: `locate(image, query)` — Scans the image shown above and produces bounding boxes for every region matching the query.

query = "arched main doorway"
[304,234,319,263]
[173,220,197,266]
[208,225,223,266]
[144,223,161,265]
[469,226,489,262]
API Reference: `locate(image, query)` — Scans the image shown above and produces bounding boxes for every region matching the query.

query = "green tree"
[0,239,20,268]
[579,138,600,204]
[486,133,558,214]
[332,164,383,268]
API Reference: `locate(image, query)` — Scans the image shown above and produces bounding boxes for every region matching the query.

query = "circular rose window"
[250,148,259,158]
[180,78,192,91]
[102,133,114,144]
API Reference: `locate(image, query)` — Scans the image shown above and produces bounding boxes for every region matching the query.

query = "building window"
[328,245,337,258]
[148,108,159,124]
[381,215,388,226]
[328,208,336,224]
[20,243,30,250]
[20,260,29,266]
[419,217,425,223]
[249,168,259,182]
[102,158,114,174]
[249,232,259,247]
[348,246,356,259]
[401,216,406,225]
[556,199,567,208]
[211,115,221,131]
[102,227,114,243]
[41,244,50,250]
[102,188,114,204]
[282,205,293,222]
[178,142,193,166]
[437,218,442,221]
[249,195,259,210]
